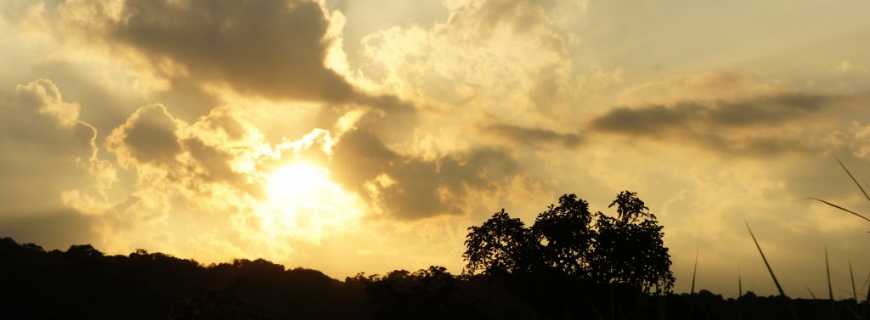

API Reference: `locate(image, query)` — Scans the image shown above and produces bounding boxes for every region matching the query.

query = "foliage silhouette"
[532,194,595,277]
[0,190,865,319]
[462,209,538,275]
[591,191,675,294]
[463,191,674,294]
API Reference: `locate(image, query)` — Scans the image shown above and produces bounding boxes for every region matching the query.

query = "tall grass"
[811,158,870,317]
[806,287,818,299]
[745,221,799,320]
[837,158,870,201]
[745,221,786,297]
[738,271,744,320]
[850,261,858,301]
[865,271,870,320]
[690,250,698,295]
[826,248,834,302]
[825,247,836,318]
[810,198,870,224]
[866,271,870,303]
[811,158,870,225]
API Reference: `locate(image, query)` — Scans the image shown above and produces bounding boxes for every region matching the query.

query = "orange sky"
[1,0,870,298]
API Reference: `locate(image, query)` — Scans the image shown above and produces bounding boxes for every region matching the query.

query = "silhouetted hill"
[1,237,867,319]
[0,237,367,319]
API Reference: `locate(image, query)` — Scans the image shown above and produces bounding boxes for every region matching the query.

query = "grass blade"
[810,197,870,224]
[691,249,698,295]
[850,261,858,301]
[826,247,837,319]
[865,271,870,303]
[737,270,744,320]
[825,248,834,302]
[745,221,786,297]
[806,287,817,300]
[837,157,870,202]
[865,271,870,319]
[862,272,870,299]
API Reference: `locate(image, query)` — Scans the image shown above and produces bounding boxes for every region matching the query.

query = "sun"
[266,162,332,201]
[259,162,362,242]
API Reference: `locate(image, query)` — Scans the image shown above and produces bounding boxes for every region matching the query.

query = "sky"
[1,0,870,298]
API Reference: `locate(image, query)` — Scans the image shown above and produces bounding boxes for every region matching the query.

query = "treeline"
[1,237,865,319]
[2,191,869,319]
[0,238,365,319]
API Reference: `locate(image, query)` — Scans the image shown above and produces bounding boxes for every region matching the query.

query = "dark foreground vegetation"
[2,237,868,320]
[1,191,868,319]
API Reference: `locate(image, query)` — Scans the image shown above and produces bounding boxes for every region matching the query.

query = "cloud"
[15,79,81,128]
[106,0,355,102]
[482,123,583,149]
[615,72,781,107]
[589,93,839,157]
[330,129,519,220]
[427,0,586,45]
[593,94,829,134]
[5,0,417,119]
[107,104,183,167]
[357,0,581,108]
[0,79,111,214]
[105,104,272,201]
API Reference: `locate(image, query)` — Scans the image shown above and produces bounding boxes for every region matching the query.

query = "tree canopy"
[463,191,675,293]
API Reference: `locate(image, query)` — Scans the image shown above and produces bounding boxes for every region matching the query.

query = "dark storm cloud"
[331,130,519,220]
[483,123,583,149]
[589,93,834,156]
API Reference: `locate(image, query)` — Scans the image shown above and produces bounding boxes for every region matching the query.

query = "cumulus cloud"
[106,0,354,102]
[331,129,519,220]
[4,0,868,299]
[15,79,82,128]
[5,0,416,119]
[80,102,312,259]
[452,0,566,36]
[107,104,183,167]
[0,79,110,213]
[357,0,583,114]
[0,80,119,260]
[3,1,547,226]
[105,103,271,201]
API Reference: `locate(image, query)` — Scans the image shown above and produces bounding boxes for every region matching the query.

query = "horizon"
[1,0,870,300]
[0,233,852,301]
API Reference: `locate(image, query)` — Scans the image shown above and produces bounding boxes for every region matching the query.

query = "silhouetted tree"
[66,244,103,258]
[590,191,675,294]
[463,209,539,275]
[463,191,674,296]
[531,194,595,277]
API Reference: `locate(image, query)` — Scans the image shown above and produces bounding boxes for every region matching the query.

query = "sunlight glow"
[261,162,362,243]
[267,163,332,200]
